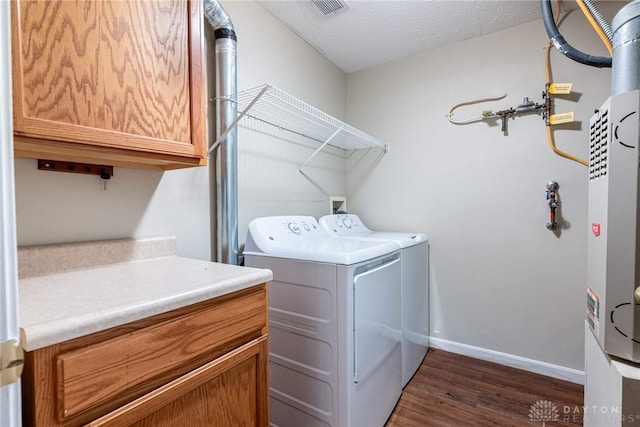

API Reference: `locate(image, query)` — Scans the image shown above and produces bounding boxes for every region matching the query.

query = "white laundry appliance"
[244,216,402,427]
[319,213,429,388]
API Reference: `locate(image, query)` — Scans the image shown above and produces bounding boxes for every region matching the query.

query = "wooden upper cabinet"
[11,0,206,170]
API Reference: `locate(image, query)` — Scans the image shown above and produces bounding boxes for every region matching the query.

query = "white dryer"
[319,213,429,388]
[244,216,402,427]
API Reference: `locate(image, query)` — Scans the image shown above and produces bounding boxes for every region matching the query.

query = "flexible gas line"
[447,93,545,134]
[446,94,507,124]
[544,1,588,167]
[575,0,613,55]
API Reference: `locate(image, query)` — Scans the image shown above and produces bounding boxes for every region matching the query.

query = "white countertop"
[19,255,272,351]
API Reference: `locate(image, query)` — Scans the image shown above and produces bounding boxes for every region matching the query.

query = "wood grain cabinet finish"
[21,284,269,427]
[11,0,207,170]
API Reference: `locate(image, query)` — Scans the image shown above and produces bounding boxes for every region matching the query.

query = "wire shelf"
[236,83,388,152]
[210,84,388,171]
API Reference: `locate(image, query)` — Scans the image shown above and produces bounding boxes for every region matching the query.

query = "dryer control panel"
[320,214,369,235]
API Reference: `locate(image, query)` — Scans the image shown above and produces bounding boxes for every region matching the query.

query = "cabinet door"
[87,336,269,427]
[11,0,206,170]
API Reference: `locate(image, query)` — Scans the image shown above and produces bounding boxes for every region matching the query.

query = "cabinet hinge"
[0,339,24,387]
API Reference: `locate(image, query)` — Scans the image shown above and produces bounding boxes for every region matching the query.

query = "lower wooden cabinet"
[21,284,269,426]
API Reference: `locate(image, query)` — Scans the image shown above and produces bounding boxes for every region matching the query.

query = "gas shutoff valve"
[546,181,559,231]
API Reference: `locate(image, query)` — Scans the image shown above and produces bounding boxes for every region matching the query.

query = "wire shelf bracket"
[209,83,389,172]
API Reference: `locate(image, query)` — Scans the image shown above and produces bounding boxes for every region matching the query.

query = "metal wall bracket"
[0,339,24,387]
[37,160,114,178]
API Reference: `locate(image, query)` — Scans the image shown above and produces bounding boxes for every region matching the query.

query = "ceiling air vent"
[311,0,349,17]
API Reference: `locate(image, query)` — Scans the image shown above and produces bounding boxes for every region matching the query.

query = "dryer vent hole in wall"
[330,196,347,214]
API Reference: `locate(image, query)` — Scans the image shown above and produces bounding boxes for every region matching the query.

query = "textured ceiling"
[256,0,575,73]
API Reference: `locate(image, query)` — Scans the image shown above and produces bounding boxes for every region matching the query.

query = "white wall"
[13,0,347,261]
[220,1,349,254]
[345,3,623,372]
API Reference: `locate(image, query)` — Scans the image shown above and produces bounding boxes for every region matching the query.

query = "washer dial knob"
[287,222,301,234]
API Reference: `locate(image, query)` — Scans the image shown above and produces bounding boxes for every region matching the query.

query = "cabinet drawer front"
[87,336,269,427]
[57,288,267,419]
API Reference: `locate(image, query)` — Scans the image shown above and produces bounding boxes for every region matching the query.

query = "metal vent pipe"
[612,1,640,95]
[204,0,238,265]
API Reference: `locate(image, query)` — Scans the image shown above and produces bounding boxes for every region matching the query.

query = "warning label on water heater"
[586,285,600,337]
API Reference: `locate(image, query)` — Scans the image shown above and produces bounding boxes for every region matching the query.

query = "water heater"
[587,89,640,362]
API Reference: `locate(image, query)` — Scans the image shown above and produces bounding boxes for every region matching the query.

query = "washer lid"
[244,216,398,264]
[319,214,428,248]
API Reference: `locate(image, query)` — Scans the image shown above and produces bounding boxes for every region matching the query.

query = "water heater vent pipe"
[204,0,239,265]
[612,1,640,95]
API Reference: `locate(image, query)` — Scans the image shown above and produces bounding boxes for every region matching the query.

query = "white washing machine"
[244,216,402,427]
[319,213,429,388]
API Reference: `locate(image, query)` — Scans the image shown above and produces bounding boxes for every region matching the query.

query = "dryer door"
[353,256,401,383]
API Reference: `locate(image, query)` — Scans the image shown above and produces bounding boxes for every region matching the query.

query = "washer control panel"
[248,216,324,249]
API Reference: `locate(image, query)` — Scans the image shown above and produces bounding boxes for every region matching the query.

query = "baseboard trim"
[429,337,585,385]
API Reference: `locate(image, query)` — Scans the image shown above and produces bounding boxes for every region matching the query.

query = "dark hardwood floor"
[386,348,584,427]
